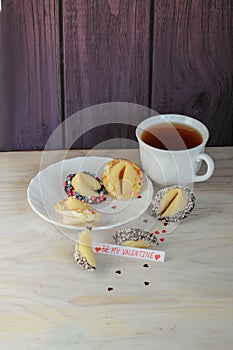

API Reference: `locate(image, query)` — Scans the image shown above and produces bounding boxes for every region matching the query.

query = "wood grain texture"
[151,0,233,146]
[0,148,233,349]
[0,0,62,151]
[1,0,233,151]
[62,0,151,148]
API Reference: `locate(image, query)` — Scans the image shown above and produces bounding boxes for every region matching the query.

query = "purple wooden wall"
[0,0,62,150]
[62,0,151,148]
[63,0,151,116]
[0,0,232,150]
[151,0,233,146]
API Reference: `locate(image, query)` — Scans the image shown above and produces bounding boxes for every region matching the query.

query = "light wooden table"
[0,148,233,350]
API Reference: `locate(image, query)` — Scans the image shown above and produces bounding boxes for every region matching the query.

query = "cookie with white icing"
[151,186,196,223]
[55,197,100,224]
[102,159,143,200]
[113,227,158,248]
[73,229,96,270]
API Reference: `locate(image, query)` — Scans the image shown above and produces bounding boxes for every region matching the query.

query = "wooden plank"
[62,0,151,148]
[151,0,233,146]
[0,0,62,151]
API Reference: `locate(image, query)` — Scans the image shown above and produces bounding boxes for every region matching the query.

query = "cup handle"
[193,153,214,182]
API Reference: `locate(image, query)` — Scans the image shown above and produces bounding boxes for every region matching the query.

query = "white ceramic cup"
[136,114,214,186]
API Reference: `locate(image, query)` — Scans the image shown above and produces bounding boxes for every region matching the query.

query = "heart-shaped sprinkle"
[162,229,167,233]
[95,247,101,253]
[111,205,117,209]
[154,230,160,234]
[155,254,161,260]
[144,281,150,286]
[159,238,165,242]
[137,195,142,199]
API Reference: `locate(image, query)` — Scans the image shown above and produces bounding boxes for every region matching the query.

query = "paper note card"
[92,242,165,262]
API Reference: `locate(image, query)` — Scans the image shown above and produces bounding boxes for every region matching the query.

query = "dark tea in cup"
[141,122,203,151]
[136,114,214,185]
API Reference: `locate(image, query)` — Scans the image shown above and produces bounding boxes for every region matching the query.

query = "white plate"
[27,156,154,231]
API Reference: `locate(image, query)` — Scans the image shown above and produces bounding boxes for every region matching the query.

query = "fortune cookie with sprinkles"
[73,229,96,270]
[113,228,159,248]
[102,159,143,200]
[150,186,196,223]
[64,171,107,204]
